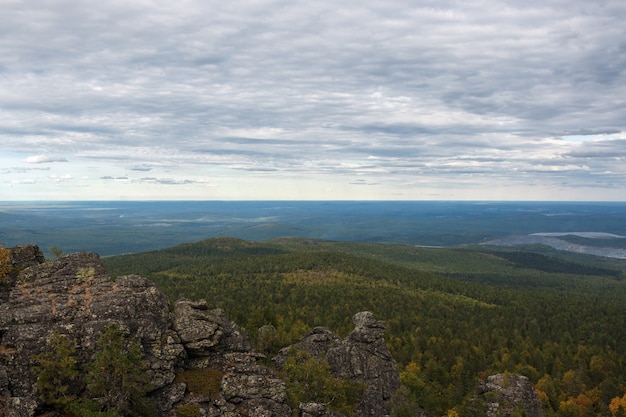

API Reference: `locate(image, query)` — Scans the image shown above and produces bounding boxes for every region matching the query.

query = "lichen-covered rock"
[272,327,340,369]
[152,383,187,415]
[327,312,400,417]
[1,244,45,304]
[299,402,345,417]
[232,398,291,417]
[482,374,543,417]
[4,396,38,417]
[275,311,400,417]
[0,250,185,414]
[221,353,287,405]
[173,299,250,357]
[153,297,292,416]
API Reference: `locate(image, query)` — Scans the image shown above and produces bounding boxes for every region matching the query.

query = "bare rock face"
[482,374,543,417]
[219,353,290,416]
[1,245,45,303]
[0,251,184,415]
[327,312,400,417]
[169,299,290,417]
[9,244,45,270]
[299,402,345,417]
[275,311,400,417]
[173,299,251,356]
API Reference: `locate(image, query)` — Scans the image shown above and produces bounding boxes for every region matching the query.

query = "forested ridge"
[103,237,626,417]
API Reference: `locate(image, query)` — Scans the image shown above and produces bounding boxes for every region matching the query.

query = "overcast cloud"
[1,0,625,200]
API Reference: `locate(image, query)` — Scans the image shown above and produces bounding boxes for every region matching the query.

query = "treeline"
[103,237,626,417]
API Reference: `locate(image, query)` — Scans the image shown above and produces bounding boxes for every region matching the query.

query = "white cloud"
[11,179,36,185]
[49,174,73,182]
[24,155,68,164]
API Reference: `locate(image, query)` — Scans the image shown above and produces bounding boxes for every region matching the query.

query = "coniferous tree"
[85,324,150,415]
[34,331,79,408]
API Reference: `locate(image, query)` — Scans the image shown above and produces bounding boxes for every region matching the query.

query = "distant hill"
[4,200,626,257]
[103,237,626,417]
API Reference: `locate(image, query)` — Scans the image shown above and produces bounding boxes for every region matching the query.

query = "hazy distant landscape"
[2,201,626,258]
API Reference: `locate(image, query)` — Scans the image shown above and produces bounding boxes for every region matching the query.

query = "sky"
[1,0,625,201]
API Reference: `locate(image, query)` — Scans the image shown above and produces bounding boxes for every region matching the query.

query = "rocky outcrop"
[328,312,400,417]
[482,374,543,417]
[275,311,400,417]
[0,245,45,303]
[173,299,250,357]
[9,245,45,270]
[166,299,289,416]
[0,251,184,415]
[0,245,401,417]
[0,248,291,417]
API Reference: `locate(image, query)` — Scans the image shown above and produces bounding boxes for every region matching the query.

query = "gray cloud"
[129,165,153,172]
[1,0,625,199]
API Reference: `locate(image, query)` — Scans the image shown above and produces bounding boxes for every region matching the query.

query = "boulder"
[173,299,250,357]
[299,402,345,417]
[9,245,45,270]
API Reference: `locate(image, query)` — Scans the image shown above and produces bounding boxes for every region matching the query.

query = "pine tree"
[85,324,150,415]
[34,331,79,408]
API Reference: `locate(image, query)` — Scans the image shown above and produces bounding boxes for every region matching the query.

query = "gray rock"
[482,374,543,417]
[273,327,340,369]
[231,398,291,417]
[1,244,45,304]
[221,354,287,404]
[152,383,187,414]
[275,311,400,417]
[173,299,250,357]
[0,249,185,405]
[4,397,38,417]
[10,244,45,270]
[299,402,345,417]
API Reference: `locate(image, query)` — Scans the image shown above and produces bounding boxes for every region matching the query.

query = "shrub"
[282,349,364,417]
[175,403,201,417]
[0,245,11,283]
[65,398,122,417]
[174,368,223,399]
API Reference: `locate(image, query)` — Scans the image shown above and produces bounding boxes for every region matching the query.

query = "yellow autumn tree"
[610,394,626,417]
[0,245,11,282]
[442,408,460,417]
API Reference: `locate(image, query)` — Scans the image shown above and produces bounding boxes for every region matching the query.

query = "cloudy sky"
[1,0,625,200]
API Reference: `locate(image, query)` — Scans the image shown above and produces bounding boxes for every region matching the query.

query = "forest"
[102,237,626,417]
